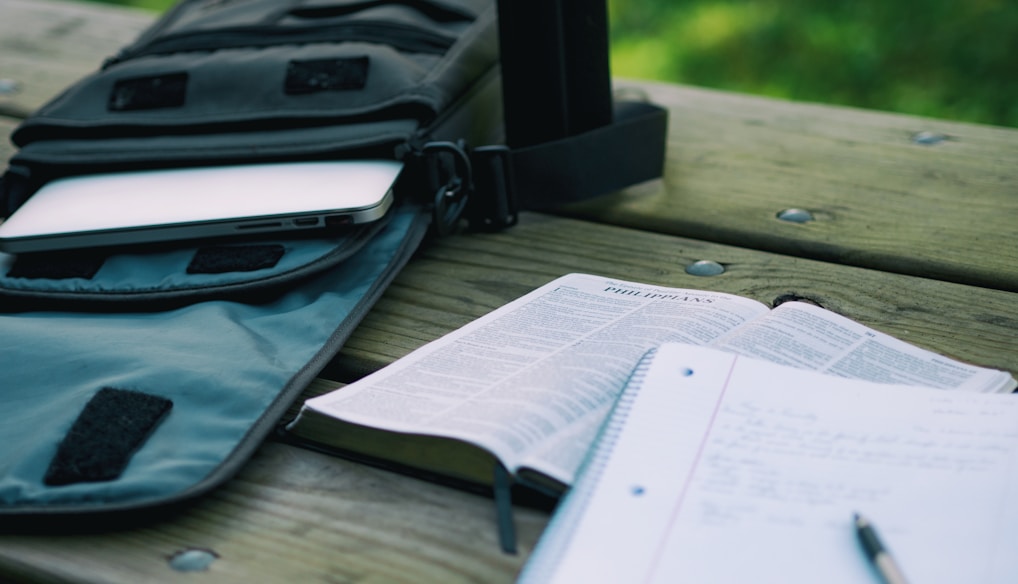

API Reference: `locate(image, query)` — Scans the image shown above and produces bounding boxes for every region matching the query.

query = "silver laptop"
[0,160,401,254]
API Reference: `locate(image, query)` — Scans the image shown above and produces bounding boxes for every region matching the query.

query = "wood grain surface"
[332,211,1018,381]
[561,81,1018,291]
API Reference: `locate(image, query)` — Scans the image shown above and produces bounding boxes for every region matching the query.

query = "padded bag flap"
[0,203,430,517]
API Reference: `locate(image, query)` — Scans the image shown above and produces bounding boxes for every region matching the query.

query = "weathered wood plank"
[0,117,16,162]
[0,0,154,119]
[0,440,551,584]
[561,81,1018,291]
[328,211,1018,383]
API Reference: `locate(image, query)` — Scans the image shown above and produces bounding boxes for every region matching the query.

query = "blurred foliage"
[81,0,1018,127]
[83,0,172,11]
[609,0,1018,127]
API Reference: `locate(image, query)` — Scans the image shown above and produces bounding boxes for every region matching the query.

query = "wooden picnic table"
[1,0,1016,582]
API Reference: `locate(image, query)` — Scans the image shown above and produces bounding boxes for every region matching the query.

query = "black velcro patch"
[7,252,105,280]
[187,244,285,274]
[109,72,188,111]
[284,56,369,94]
[44,388,173,486]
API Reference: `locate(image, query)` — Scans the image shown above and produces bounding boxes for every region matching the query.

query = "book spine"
[518,348,656,582]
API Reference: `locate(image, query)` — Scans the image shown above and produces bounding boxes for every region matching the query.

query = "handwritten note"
[691,394,1018,525]
[520,344,1018,584]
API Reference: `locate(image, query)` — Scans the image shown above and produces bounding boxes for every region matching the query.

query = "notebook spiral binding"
[518,347,657,581]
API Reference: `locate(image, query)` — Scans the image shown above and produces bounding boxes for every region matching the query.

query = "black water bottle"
[496,0,614,149]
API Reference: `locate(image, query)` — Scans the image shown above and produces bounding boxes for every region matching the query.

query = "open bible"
[285,273,1016,494]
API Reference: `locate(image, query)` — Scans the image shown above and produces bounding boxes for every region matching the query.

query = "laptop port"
[293,217,320,227]
[237,221,283,230]
[325,214,353,227]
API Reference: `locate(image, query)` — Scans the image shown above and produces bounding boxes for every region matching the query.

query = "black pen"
[854,513,911,584]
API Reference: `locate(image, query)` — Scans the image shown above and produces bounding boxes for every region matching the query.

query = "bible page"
[297,273,769,484]
[713,301,1016,392]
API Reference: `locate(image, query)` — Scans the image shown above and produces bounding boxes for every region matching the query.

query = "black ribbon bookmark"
[493,462,517,554]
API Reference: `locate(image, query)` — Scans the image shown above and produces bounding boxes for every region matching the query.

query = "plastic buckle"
[422,140,473,237]
[469,146,518,232]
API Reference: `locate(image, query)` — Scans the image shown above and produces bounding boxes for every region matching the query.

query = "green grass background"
[81,0,1018,128]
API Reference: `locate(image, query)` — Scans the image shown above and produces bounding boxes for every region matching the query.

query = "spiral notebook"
[518,343,1018,584]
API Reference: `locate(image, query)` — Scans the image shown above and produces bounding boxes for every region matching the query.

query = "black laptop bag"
[0,0,666,522]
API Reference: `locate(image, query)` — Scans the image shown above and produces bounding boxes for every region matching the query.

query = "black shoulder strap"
[410,98,668,235]
[473,99,668,223]
[431,0,669,233]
